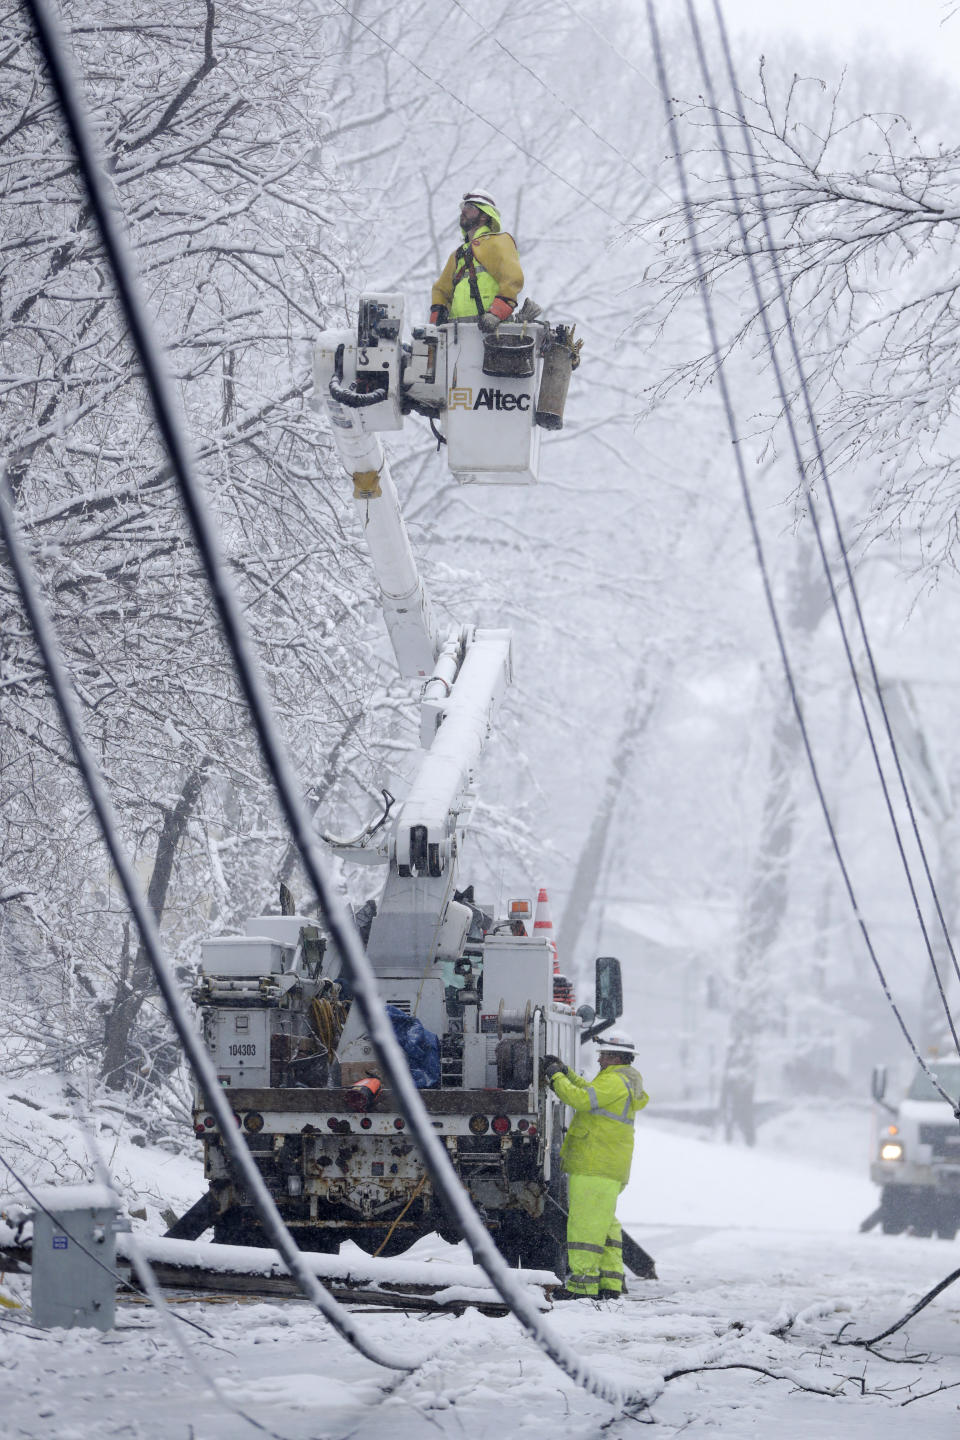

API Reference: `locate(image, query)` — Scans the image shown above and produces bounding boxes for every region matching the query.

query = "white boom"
[313,294,525,973]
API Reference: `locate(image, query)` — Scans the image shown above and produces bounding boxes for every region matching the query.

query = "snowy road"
[4,1109,960,1438]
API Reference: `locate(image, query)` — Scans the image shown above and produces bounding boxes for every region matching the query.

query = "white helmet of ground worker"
[598,1029,635,1057]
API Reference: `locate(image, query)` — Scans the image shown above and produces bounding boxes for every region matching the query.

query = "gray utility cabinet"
[31,1183,124,1331]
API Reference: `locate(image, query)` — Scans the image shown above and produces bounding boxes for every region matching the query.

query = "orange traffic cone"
[535,885,561,974]
[537,886,575,1006]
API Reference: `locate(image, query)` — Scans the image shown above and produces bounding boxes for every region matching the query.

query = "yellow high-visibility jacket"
[431,225,524,318]
[550,1063,648,1185]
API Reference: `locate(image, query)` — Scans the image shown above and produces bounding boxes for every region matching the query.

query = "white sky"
[720,0,960,83]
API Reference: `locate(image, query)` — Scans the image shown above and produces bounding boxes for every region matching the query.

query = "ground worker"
[542,1030,648,1300]
[430,189,523,331]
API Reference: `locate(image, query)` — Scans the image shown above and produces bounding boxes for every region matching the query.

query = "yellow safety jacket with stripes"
[431,225,524,319]
[551,1063,648,1185]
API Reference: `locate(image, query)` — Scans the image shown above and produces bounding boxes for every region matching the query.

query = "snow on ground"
[2,1099,959,1438]
[0,1073,203,1230]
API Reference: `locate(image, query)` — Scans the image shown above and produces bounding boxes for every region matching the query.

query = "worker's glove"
[430,305,448,326]
[541,1054,566,1082]
[479,296,515,332]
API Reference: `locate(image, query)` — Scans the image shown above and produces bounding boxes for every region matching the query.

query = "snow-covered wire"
[852,1264,960,1348]
[445,0,670,204]
[688,0,960,1055]
[18,0,636,1411]
[0,460,417,1372]
[321,0,626,225]
[644,2,960,1115]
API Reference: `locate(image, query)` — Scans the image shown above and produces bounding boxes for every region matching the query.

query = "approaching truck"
[870,1059,960,1239]
[171,294,638,1273]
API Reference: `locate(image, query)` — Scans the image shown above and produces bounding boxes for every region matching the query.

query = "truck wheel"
[934,1205,958,1242]
[213,1211,264,1247]
[879,1186,909,1235]
[909,1194,936,1238]
[497,1214,564,1277]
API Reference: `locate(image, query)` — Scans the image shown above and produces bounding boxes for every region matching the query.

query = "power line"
[18,0,642,1412]
[558,0,662,96]
[645,0,960,1114]
[446,0,672,205]
[324,0,627,225]
[688,0,960,1052]
[447,0,959,1056]
[14,0,420,1379]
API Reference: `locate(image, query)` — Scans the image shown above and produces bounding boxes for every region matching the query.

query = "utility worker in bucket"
[430,189,524,332]
[542,1030,648,1301]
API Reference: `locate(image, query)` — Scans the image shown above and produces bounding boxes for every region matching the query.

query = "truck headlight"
[880,1142,904,1161]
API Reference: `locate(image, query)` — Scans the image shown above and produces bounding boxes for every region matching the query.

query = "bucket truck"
[178,296,621,1273]
[869,1060,960,1238]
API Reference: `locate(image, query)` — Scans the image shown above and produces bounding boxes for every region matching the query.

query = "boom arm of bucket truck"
[312,294,512,972]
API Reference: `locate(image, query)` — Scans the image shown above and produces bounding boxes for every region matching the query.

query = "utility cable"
[11,9,421,1376]
[851,1264,960,1348]
[687,0,960,1053]
[0,448,417,1372]
[645,2,960,1116]
[446,0,671,205]
[20,0,637,1410]
[322,0,626,226]
[557,0,661,96]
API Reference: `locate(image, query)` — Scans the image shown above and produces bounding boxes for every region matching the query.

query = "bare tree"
[0,1,380,1096]
[638,61,960,565]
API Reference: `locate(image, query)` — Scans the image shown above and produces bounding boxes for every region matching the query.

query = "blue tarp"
[385,1005,440,1089]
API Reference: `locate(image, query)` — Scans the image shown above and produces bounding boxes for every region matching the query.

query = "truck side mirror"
[595,956,623,1023]
[870,1065,887,1103]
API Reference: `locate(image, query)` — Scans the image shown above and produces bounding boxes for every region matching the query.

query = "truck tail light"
[469,1114,489,1135]
[517,1119,529,1131]
[393,1117,405,1130]
[492,1115,511,1135]
[243,1112,264,1133]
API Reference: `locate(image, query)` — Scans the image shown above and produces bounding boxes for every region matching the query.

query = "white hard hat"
[462,188,497,209]
[597,1029,635,1056]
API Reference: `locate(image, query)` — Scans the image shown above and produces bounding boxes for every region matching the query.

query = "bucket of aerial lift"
[534,330,574,431]
[444,319,542,484]
[482,331,536,379]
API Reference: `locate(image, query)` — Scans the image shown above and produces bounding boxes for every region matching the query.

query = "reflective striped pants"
[565,1173,624,1297]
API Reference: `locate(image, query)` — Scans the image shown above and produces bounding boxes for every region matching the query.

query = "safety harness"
[452,239,488,318]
